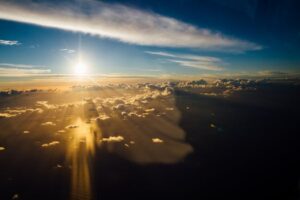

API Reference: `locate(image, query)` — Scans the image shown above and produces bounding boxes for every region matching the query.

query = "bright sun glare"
[74,61,88,75]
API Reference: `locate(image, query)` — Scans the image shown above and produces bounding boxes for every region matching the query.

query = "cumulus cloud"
[152,138,164,143]
[36,101,56,109]
[175,78,263,96]
[41,121,56,126]
[0,107,43,118]
[100,136,124,143]
[146,51,223,71]
[0,89,40,97]
[96,115,111,121]
[0,39,20,46]
[0,0,261,51]
[41,141,60,147]
[145,108,155,113]
[0,108,36,118]
[0,113,17,118]
[65,124,79,129]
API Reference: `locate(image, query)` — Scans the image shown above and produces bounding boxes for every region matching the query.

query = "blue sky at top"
[0,0,299,77]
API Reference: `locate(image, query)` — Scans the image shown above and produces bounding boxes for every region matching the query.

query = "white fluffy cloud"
[0,0,261,51]
[0,39,20,46]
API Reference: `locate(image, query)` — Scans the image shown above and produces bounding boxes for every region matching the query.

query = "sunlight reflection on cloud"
[41,121,56,126]
[41,141,60,147]
[152,138,164,143]
[100,136,124,143]
[65,125,79,129]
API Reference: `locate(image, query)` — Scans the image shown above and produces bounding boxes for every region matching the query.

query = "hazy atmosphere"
[0,0,300,200]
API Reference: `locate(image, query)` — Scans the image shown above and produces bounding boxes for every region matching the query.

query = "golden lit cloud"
[41,121,56,126]
[41,141,60,147]
[152,138,164,143]
[100,136,125,143]
[65,124,79,129]
[0,65,51,77]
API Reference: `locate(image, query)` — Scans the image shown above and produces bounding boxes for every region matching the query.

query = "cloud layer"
[0,63,51,76]
[0,0,261,51]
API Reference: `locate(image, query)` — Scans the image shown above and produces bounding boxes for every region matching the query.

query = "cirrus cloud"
[146,51,224,71]
[0,0,261,52]
[0,63,51,77]
[60,48,76,54]
[0,39,21,46]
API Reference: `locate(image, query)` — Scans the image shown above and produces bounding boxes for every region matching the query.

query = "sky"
[0,0,300,78]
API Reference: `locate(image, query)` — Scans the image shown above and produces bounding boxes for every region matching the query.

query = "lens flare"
[74,62,87,75]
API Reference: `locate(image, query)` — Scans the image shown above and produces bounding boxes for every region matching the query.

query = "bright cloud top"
[146,51,224,71]
[0,0,261,52]
[0,39,21,46]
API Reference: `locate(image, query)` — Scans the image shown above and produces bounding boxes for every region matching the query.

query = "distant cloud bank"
[0,63,50,76]
[0,0,261,52]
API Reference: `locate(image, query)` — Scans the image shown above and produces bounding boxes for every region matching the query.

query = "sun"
[74,61,88,75]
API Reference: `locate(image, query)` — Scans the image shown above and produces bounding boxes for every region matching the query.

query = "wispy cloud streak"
[60,49,76,54]
[0,63,50,76]
[146,51,224,71]
[0,63,44,69]
[0,39,21,46]
[0,0,261,52]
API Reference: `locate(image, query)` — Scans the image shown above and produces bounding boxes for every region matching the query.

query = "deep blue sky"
[0,0,299,77]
